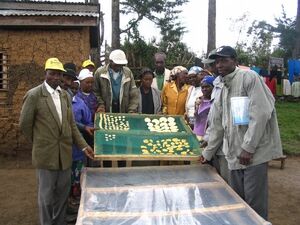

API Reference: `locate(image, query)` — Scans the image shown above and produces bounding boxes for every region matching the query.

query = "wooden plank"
[85,164,215,175]
[77,168,88,220]
[126,160,132,167]
[111,161,118,168]
[84,203,246,219]
[94,154,199,161]
[273,155,287,169]
[85,181,224,193]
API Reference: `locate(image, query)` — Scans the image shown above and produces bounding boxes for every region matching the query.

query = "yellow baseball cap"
[45,58,66,72]
[82,59,95,68]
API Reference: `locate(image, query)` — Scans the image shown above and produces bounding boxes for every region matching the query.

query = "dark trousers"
[229,163,268,220]
[37,168,71,225]
[212,154,229,183]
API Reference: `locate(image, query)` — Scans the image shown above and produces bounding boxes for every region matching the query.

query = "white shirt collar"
[44,81,62,94]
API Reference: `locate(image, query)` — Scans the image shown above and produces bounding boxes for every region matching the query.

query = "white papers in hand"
[230,96,250,125]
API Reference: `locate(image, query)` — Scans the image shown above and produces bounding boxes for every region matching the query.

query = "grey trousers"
[37,168,71,225]
[229,162,268,220]
[212,155,229,183]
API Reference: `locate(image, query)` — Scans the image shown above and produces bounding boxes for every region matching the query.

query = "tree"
[231,6,297,67]
[122,38,157,78]
[230,18,274,67]
[111,0,120,49]
[292,0,300,58]
[247,20,274,67]
[207,0,216,54]
[111,0,188,48]
[273,6,296,60]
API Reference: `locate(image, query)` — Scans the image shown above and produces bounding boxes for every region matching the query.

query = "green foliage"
[120,0,188,40]
[119,0,195,72]
[248,20,273,67]
[162,42,195,68]
[234,20,274,67]
[234,42,249,65]
[121,38,195,78]
[271,47,288,60]
[121,38,157,78]
[232,6,297,67]
[276,101,300,155]
[273,7,297,59]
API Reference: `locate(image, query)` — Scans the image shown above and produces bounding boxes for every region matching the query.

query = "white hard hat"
[109,49,128,65]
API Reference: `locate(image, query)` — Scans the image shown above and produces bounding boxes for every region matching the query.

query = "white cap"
[78,68,93,81]
[109,49,128,65]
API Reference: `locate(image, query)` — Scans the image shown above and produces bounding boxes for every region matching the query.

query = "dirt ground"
[0,152,299,225]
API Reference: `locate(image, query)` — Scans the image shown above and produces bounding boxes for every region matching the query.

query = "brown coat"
[93,64,139,113]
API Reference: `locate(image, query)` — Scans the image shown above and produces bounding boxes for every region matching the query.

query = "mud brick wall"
[0,27,92,155]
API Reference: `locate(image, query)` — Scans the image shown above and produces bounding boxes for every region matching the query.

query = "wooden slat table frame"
[94,154,200,161]
[83,203,247,219]
[77,165,271,225]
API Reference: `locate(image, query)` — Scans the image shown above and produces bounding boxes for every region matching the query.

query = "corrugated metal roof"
[0,9,99,17]
[0,1,99,17]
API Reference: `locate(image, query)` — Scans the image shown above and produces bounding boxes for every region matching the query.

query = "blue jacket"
[76,90,98,119]
[72,95,93,161]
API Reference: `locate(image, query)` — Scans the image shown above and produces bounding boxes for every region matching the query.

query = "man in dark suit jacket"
[19,58,94,225]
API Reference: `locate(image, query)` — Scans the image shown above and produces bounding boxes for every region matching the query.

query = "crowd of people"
[19,46,283,225]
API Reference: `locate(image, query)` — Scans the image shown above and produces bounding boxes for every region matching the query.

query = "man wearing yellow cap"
[19,58,94,225]
[82,59,95,73]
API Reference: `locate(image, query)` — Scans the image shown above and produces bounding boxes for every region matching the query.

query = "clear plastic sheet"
[76,165,271,225]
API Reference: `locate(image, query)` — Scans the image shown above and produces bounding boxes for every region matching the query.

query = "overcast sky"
[47,0,297,56]
[100,0,297,56]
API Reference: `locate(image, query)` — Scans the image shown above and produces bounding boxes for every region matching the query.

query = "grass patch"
[276,101,300,155]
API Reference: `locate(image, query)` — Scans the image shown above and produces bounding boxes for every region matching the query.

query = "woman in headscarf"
[185,66,207,128]
[76,69,99,167]
[194,75,215,137]
[77,69,98,119]
[161,66,189,115]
